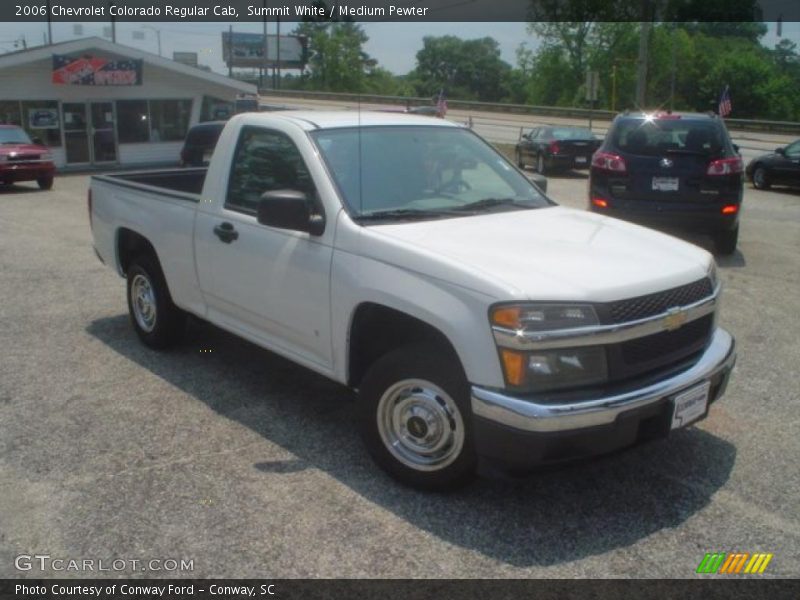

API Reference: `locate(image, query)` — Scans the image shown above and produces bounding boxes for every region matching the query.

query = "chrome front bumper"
[471,327,736,434]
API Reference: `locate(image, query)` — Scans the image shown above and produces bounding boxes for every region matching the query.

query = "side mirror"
[257,190,325,236]
[775,147,785,155]
[521,133,530,140]
[732,143,740,153]
[32,137,44,145]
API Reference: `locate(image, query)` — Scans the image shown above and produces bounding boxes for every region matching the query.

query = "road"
[1,167,799,578]
[261,94,798,165]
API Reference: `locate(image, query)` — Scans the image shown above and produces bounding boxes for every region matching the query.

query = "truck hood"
[368,206,712,302]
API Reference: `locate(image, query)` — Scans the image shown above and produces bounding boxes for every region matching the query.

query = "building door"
[62,103,90,165]
[90,102,117,164]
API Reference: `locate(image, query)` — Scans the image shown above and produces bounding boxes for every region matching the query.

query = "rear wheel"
[357,343,477,491]
[516,150,525,169]
[37,176,53,190]
[752,165,770,190]
[126,254,186,349]
[537,153,547,174]
[714,225,739,256]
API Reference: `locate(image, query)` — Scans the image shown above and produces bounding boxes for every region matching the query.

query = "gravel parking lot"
[1,169,798,578]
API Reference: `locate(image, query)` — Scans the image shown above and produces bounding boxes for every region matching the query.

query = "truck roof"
[237,110,462,131]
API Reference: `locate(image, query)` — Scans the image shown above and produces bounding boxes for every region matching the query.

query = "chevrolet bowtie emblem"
[663,307,688,331]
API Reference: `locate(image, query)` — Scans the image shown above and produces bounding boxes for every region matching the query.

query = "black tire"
[714,225,739,256]
[537,152,547,175]
[516,150,525,169]
[37,176,54,190]
[752,165,770,190]
[357,343,477,491]
[126,254,186,349]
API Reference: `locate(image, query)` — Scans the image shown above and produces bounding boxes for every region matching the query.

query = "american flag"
[718,85,732,117]
[436,89,447,118]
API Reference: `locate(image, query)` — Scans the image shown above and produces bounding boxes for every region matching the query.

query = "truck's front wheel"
[358,344,477,491]
[126,255,185,349]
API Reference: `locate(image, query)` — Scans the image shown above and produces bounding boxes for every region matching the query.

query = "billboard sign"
[222,32,307,68]
[173,52,199,67]
[52,54,143,86]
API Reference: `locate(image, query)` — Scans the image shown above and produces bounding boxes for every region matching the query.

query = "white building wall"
[0,52,244,168]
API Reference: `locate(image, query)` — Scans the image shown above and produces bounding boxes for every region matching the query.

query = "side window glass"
[784,141,800,158]
[226,127,315,214]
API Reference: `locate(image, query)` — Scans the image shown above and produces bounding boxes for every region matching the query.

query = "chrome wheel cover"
[376,378,465,472]
[131,273,157,333]
[753,167,766,188]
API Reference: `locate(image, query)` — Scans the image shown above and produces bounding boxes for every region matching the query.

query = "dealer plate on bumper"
[670,381,711,429]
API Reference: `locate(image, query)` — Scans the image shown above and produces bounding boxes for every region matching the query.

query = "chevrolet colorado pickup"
[90,111,736,490]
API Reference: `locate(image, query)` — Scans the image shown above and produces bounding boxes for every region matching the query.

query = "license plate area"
[670,381,710,429]
[652,176,679,191]
[575,156,588,164]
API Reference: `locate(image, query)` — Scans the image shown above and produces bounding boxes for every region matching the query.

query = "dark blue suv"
[589,112,743,255]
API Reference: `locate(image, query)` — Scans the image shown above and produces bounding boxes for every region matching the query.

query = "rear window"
[550,127,594,140]
[186,125,223,147]
[610,118,729,157]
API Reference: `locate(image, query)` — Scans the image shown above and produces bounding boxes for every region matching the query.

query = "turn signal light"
[500,349,526,386]
[591,198,609,208]
[707,157,743,176]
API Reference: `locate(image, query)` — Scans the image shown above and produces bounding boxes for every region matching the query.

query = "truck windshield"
[0,127,32,145]
[311,126,550,219]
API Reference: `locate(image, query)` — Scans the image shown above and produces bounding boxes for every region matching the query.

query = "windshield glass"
[0,127,32,145]
[311,126,550,219]
[611,118,728,157]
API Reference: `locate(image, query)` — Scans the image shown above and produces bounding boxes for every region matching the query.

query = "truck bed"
[93,167,207,200]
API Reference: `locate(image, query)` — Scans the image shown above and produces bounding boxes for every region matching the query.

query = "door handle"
[213,222,239,243]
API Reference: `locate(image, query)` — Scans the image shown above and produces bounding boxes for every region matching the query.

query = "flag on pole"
[718,85,732,117]
[436,89,447,118]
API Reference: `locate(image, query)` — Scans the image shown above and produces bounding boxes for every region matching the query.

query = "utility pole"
[142,26,162,56]
[262,0,268,91]
[109,3,117,43]
[228,25,233,78]
[276,16,281,90]
[46,0,53,44]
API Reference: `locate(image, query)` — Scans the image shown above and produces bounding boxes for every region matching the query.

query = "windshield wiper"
[354,208,456,222]
[451,198,534,212]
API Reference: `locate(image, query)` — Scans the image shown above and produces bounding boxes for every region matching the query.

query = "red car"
[0,125,55,190]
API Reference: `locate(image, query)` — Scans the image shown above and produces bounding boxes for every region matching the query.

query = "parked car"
[589,111,743,255]
[516,126,601,174]
[746,139,800,190]
[90,111,735,490]
[179,121,225,167]
[0,124,55,189]
[405,105,442,118]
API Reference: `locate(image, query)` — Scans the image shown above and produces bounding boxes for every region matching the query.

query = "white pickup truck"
[90,111,736,490]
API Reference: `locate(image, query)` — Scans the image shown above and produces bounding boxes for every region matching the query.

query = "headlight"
[707,261,718,290]
[490,303,607,392]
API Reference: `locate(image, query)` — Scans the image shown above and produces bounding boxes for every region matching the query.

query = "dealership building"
[0,37,256,168]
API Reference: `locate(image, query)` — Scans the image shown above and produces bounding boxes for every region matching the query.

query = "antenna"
[358,93,363,215]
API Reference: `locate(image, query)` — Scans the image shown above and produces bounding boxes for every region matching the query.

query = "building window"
[148,100,191,142]
[0,100,22,126]
[20,100,62,147]
[200,96,232,122]
[116,100,149,143]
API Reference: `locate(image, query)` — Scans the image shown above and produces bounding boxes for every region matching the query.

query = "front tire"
[37,176,54,190]
[537,153,547,174]
[714,225,739,256]
[752,165,770,190]
[126,254,186,349]
[357,343,477,491]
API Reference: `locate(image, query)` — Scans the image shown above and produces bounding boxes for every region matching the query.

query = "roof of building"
[0,36,255,95]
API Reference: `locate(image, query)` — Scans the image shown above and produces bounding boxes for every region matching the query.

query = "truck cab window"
[226,127,316,214]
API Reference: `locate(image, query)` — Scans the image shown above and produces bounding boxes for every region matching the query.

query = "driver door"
[194,126,334,371]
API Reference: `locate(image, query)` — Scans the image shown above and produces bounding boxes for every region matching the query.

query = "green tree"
[411,36,511,101]
[293,21,375,92]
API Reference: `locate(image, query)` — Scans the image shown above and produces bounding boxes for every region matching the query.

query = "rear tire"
[537,153,547,175]
[357,343,477,491]
[126,254,186,349]
[37,176,53,190]
[516,150,525,169]
[752,165,770,190]
[714,225,739,256]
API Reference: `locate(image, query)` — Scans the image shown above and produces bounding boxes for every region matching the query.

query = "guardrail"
[259,88,800,135]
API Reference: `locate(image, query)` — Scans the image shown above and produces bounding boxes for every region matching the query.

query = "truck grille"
[600,278,715,384]
[8,154,41,162]
[602,277,713,324]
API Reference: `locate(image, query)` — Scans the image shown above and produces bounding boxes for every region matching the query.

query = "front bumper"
[471,327,735,470]
[0,162,55,183]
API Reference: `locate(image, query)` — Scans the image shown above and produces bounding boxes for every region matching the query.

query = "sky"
[0,21,798,76]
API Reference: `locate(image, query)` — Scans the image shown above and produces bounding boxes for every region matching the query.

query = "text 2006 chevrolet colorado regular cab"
[90,111,736,490]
